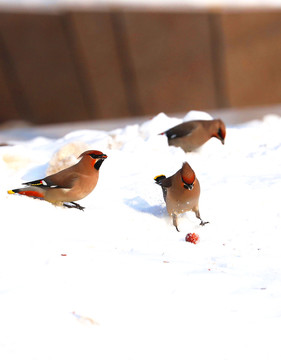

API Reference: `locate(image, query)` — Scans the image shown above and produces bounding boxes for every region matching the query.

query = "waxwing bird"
[7,150,107,210]
[160,119,226,152]
[154,162,208,231]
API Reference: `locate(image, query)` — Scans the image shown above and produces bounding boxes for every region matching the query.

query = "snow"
[0,110,281,359]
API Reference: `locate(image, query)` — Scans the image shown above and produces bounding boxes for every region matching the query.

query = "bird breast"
[166,177,200,215]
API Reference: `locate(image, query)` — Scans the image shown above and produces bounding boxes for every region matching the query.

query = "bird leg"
[172,213,180,232]
[63,202,85,211]
[194,209,209,226]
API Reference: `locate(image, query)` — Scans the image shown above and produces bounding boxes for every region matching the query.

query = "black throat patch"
[94,159,104,170]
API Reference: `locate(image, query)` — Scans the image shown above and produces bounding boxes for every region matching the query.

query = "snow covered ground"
[0,110,281,360]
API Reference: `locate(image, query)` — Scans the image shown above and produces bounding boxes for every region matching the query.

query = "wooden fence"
[0,8,281,124]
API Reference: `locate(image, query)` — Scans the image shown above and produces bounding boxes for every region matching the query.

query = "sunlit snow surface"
[0,111,281,360]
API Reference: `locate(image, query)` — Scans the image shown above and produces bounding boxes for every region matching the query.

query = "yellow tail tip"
[7,190,15,194]
[154,174,167,183]
[154,174,165,181]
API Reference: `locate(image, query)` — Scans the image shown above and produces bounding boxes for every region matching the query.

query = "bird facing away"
[154,162,208,231]
[160,119,226,152]
[7,150,107,210]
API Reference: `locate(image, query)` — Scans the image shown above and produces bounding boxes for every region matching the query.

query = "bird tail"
[154,174,166,184]
[7,187,45,199]
[154,175,168,202]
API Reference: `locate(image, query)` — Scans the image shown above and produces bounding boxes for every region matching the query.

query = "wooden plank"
[220,11,281,107]
[65,10,131,119]
[0,11,89,124]
[208,13,229,108]
[0,57,19,122]
[121,11,217,116]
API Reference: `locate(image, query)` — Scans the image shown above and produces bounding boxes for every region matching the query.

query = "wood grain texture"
[121,11,217,116]
[0,12,89,123]
[221,11,281,107]
[65,10,131,119]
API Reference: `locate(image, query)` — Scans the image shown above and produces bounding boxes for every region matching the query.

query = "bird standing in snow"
[160,119,226,152]
[7,150,107,210]
[154,162,208,231]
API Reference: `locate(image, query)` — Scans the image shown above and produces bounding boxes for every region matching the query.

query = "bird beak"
[221,138,225,145]
[184,183,194,190]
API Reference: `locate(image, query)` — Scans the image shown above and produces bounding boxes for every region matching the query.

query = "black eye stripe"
[90,153,106,159]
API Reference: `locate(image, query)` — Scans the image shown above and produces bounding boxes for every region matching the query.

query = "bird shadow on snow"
[124,196,166,218]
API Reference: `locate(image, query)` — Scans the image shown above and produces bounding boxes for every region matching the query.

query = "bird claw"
[63,202,85,211]
[200,220,209,226]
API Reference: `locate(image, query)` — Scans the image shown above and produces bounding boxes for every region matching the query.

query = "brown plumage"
[160,119,226,152]
[154,162,208,231]
[7,150,107,210]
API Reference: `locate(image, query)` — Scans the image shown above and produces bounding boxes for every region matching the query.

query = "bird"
[160,119,226,152]
[7,150,107,210]
[154,162,208,231]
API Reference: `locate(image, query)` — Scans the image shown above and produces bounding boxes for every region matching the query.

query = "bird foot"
[200,220,209,226]
[63,202,85,211]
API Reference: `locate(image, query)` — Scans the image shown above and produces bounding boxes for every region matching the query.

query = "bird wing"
[165,122,197,140]
[23,172,79,189]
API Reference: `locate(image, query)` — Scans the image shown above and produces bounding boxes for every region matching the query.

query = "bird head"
[212,119,226,144]
[78,150,107,170]
[181,162,195,190]
[181,176,194,190]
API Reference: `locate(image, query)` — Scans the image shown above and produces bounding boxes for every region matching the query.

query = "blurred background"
[1,0,281,126]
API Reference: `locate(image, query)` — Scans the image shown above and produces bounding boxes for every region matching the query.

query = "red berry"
[185,233,199,244]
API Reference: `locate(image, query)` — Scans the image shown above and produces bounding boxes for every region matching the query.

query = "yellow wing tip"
[7,190,15,194]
